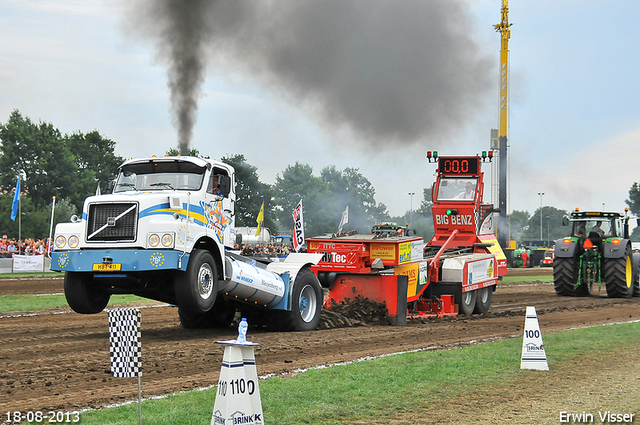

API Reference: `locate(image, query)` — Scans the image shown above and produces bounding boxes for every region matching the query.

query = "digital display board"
[438,157,480,175]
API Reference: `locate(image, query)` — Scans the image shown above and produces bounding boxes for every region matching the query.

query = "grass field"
[500,274,552,284]
[0,293,151,313]
[72,321,640,425]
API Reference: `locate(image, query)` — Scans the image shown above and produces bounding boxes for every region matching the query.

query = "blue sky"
[1,0,639,220]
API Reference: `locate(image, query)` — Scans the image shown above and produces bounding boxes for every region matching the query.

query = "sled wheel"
[460,289,477,316]
[64,272,110,314]
[473,286,492,314]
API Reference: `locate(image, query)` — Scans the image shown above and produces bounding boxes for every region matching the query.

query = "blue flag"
[10,177,20,221]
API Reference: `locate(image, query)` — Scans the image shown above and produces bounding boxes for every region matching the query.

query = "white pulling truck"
[51,155,323,331]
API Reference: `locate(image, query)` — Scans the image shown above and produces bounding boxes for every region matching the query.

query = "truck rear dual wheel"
[64,272,110,314]
[175,249,218,314]
[603,244,633,298]
[266,268,322,331]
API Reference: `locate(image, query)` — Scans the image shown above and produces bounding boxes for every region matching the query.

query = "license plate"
[93,263,121,272]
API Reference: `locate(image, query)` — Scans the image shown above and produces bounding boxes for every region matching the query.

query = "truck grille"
[87,203,138,242]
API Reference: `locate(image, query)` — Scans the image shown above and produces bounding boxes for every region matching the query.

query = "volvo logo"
[107,217,116,227]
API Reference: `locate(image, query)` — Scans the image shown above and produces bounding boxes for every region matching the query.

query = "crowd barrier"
[0,256,52,274]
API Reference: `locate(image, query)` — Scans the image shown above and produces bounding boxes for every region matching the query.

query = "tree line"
[1,110,639,243]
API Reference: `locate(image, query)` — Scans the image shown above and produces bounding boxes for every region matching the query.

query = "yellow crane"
[495,0,511,141]
[493,0,512,248]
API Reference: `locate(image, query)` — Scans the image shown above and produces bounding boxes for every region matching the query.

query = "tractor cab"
[571,218,617,239]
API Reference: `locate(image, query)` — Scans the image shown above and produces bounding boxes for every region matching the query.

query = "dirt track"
[2,268,640,415]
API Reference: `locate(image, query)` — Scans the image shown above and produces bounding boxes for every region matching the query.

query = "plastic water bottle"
[237,318,248,343]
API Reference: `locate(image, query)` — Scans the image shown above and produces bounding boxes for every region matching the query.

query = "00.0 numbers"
[5,411,80,423]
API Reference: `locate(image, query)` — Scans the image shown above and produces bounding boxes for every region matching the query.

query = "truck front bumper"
[51,249,190,273]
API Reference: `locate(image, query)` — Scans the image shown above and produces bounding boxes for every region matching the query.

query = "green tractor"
[553,209,640,297]
[512,245,532,268]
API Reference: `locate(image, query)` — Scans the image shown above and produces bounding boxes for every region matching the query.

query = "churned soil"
[1,268,639,424]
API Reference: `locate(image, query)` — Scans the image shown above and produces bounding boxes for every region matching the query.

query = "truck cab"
[51,155,323,331]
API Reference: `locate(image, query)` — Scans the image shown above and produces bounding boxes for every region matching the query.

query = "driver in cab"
[454,181,475,200]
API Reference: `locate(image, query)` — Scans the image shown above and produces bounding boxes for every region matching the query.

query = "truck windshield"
[114,162,206,192]
[436,178,477,201]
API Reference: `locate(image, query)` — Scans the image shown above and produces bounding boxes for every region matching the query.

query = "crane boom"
[494,0,512,248]
[494,0,511,140]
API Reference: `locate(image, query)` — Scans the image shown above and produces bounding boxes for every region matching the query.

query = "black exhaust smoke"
[125,0,492,153]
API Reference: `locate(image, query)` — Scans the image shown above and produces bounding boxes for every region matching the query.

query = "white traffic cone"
[520,306,549,371]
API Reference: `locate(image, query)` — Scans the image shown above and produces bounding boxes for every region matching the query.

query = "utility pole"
[408,192,415,227]
[494,0,512,249]
[538,192,545,240]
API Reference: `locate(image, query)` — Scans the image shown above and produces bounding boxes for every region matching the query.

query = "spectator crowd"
[0,235,52,257]
[236,243,295,257]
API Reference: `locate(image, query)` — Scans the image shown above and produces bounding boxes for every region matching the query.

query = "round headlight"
[68,235,79,248]
[161,233,173,247]
[149,234,160,247]
[55,236,66,249]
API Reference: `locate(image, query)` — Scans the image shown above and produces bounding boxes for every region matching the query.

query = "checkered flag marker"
[108,308,142,378]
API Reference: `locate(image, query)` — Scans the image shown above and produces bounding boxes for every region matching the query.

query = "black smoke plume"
[126,0,493,152]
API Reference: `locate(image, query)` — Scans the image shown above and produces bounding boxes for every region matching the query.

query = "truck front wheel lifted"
[64,272,110,314]
[175,249,218,314]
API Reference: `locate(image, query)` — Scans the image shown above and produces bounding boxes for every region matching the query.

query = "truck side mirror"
[218,175,231,197]
[562,217,569,226]
[637,218,640,227]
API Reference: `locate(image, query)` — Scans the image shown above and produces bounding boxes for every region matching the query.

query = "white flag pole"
[48,196,56,259]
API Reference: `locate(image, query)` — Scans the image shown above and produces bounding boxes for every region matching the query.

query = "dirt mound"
[318,296,389,329]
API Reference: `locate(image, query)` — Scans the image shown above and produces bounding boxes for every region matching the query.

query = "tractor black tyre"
[178,297,236,329]
[266,268,322,331]
[632,253,640,297]
[175,249,218,314]
[473,286,492,314]
[459,289,477,316]
[603,244,633,298]
[553,257,579,296]
[575,278,594,296]
[64,272,110,314]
